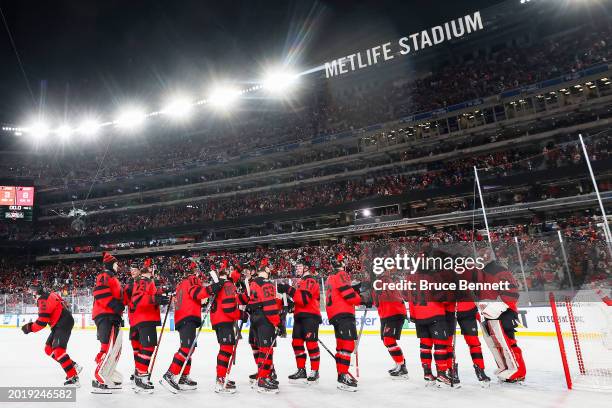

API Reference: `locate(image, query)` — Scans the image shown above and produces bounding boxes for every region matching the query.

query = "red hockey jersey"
[325,270,361,322]
[128,276,161,327]
[174,274,209,327]
[287,274,321,320]
[31,292,69,332]
[92,271,123,321]
[248,276,280,327]
[209,279,243,326]
[476,261,519,312]
[406,272,446,323]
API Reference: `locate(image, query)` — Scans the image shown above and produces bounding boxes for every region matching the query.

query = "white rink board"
[1,305,608,336]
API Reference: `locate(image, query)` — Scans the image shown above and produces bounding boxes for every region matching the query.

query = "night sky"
[0,0,506,124]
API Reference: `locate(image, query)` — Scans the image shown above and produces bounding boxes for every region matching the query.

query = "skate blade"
[257,387,279,394]
[64,383,80,389]
[479,380,491,388]
[307,379,319,385]
[337,384,358,392]
[91,386,112,394]
[215,386,237,394]
[134,387,154,394]
[159,379,180,394]
[178,384,197,391]
[288,378,309,385]
[390,374,410,381]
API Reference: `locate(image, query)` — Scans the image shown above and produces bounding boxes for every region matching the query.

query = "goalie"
[92,252,126,393]
[476,248,526,383]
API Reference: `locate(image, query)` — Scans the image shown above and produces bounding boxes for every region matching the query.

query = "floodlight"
[56,124,73,139]
[28,122,50,139]
[78,119,101,136]
[209,86,240,109]
[162,96,193,119]
[262,69,299,94]
[116,107,146,129]
[362,209,372,217]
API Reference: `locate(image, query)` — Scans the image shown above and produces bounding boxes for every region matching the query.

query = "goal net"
[550,284,612,391]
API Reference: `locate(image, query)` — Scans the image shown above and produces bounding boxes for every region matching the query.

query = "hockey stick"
[318,338,357,381]
[148,294,174,378]
[255,330,279,381]
[177,269,220,379]
[223,318,245,389]
[177,293,217,379]
[355,308,368,378]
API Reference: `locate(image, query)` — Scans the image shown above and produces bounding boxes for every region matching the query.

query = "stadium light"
[78,119,101,136]
[116,107,146,129]
[362,209,372,217]
[56,124,73,140]
[209,85,240,110]
[27,121,50,139]
[162,96,193,119]
[262,68,299,94]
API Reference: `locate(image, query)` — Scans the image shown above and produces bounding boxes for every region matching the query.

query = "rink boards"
[1,304,607,337]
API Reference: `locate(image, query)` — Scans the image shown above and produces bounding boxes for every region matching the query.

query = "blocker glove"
[480,301,508,320]
[21,322,32,334]
[359,288,373,308]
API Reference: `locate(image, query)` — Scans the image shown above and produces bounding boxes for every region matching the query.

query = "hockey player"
[127,259,170,393]
[124,262,140,387]
[372,270,408,379]
[449,264,491,386]
[206,261,244,393]
[277,262,322,384]
[406,268,453,387]
[476,248,526,383]
[160,260,221,393]
[92,252,125,392]
[21,283,82,387]
[325,253,371,391]
[246,259,281,393]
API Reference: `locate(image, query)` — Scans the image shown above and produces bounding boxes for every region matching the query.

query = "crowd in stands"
[1,24,610,191]
[29,133,612,240]
[1,217,609,310]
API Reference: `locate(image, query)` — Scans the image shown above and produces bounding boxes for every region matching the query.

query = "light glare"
[163,97,193,119]
[116,108,146,129]
[79,119,100,136]
[209,86,240,109]
[262,69,299,94]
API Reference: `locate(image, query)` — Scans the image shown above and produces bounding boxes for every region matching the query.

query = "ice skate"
[307,370,320,385]
[134,373,154,394]
[389,363,409,380]
[91,379,111,394]
[215,377,237,394]
[159,371,180,394]
[178,375,197,391]
[257,377,280,394]
[288,368,308,384]
[337,373,358,392]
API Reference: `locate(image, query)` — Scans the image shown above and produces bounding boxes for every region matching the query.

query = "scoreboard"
[1,186,34,221]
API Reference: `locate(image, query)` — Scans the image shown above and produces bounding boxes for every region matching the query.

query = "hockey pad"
[480,302,508,320]
[484,319,518,380]
[96,329,123,385]
[479,320,507,373]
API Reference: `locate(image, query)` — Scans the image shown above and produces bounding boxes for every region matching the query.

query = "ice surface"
[0,329,609,408]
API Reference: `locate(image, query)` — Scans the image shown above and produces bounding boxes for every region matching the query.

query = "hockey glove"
[480,302,508,320]
[154,294,170,305]
[208,281,223,295]
[21,322,32,334]
[276,283,290,294]
[109,298,125,315]
[351,281,362,292]
[359,288,373,308]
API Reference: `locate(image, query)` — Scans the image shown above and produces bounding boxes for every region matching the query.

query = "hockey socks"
[306,341,320,371]
[383,336,404,364]
[335,339,355,374]
[216,344,234,378]
[169,346,192,376]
